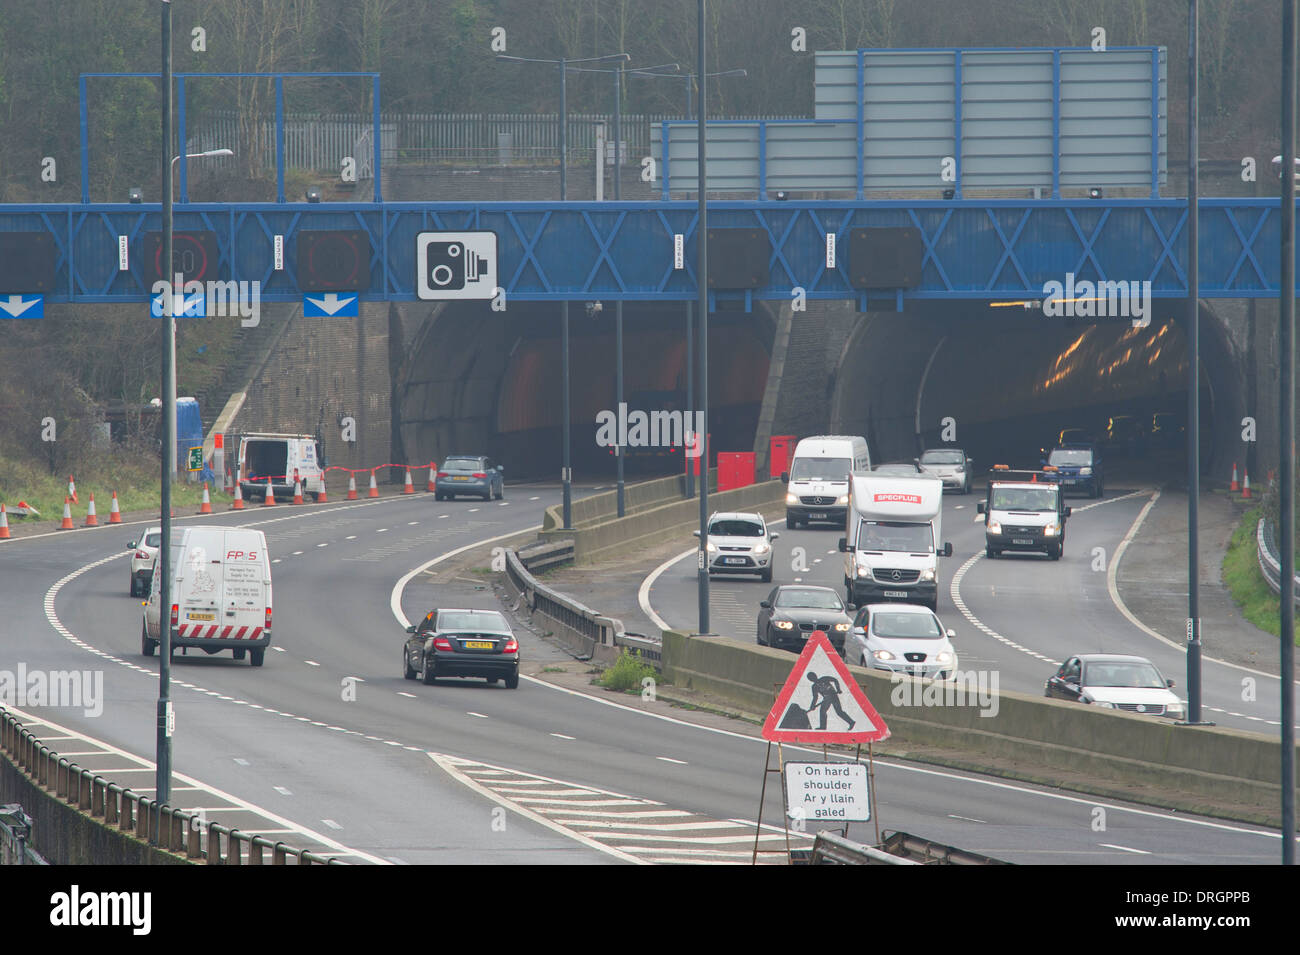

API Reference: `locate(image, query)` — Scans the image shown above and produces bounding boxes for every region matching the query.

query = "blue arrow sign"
[0,294,43,319]
[150,290,206,317]
[303,292,358,317]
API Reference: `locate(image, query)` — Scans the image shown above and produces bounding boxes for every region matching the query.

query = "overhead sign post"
[753,630,889,863]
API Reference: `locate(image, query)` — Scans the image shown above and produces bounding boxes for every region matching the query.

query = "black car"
[756,585,853,654]
[1149,411,1186,450]
[435,455,505,501]
[1105,415,1146,457]
[404,608,519,687]
[1044,443,1104,497]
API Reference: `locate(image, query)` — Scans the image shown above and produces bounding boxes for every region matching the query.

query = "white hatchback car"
[695,511,779,582]
[847,602,958,680]
[127,526,162,597]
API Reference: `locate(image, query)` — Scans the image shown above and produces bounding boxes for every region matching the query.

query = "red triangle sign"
[761,630,890,744]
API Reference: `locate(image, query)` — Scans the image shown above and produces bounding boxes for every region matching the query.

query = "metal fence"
[0,707,342,865]
[1256,517,1300,606]
[0,804,47,865]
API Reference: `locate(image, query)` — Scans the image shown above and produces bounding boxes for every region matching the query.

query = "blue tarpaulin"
[176,397,209,478]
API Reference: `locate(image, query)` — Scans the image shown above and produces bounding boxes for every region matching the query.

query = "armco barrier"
[660,631,1300,826]
[0,707,342,865]
[1257,516,1300,606]
[541,478,785,564]
[541,471,716,532]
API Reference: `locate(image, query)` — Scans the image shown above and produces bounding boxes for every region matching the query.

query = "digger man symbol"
[806,671,855,731]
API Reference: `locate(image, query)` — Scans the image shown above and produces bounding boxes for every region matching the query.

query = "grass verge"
[1221,505,1295,641]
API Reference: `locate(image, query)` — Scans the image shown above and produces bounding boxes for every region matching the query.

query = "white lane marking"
[948,553,1055,663]
[322,819,343,830]
[498,501,510,506]
[377,528,388,533]
[428,754,644,864]
[948,813,987,824]
[317,542,328,548]
[467,711,488,719]
[233,758,250,766]
[271,558,281,563]
[639,547,699,631]
[304,661,320,667]
[438,514,448,519]
[408,521,419,526]
[272,646,286,652]
[469,508,480,513]
[955,505,964,510]
[1099,843,1151,855]
[292,550,304,556]
[346,535,357,540]
[274,786,293,796]
[530,496,540,501]
[550,733,576,740]
[656,756,688,765]
[397,691,417,699]
[973,512,983,522]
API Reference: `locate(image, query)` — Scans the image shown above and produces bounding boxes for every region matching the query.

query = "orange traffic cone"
[317,480,328,503]
[199,483,213,514]
[108,491,122,523]
[67,475,78,505]
[59,497,74,530]
[346,474,358,500]
[83,493,99,526]
[403,469,415,494]
[231,481,245,510]
[1242,469,1253,499]
[426,466,437,492]
[292,478,304,505]
[368,470,379,498]
[0,504,10,539]
[1229,462,1239,492]
[263,477,276,506]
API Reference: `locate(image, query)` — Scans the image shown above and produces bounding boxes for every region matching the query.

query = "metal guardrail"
[0,803,48,865]
[0,708,343,865]
[879,829,1013,865]
[1256,517,1300,606]
[504,544,661,664]
[805,831,919,865]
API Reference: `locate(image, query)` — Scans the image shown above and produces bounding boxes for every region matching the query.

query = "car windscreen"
[1048,449,1093,466]
[990,486,1058,511]
[871,612,943,639]
[144,533,162,548]
[856,520,932,553]
[920,451,963,465]
[439,611,509,633]
[790,457,851,482]
[775,589,843,610]
[709,520,764,537]
[442,458,482,471]
[1083,662,1166,689]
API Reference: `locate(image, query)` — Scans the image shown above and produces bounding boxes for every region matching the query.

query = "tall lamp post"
[497,51,630,529]
[695,0,711,634]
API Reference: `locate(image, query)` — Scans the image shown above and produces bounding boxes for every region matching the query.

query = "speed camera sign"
[416,231,498,300]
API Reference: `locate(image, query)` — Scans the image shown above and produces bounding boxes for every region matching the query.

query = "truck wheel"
[141,623,156,657]
[249,648,265,667]
[233,647,246,660]
[986,546,999,559]
[1049,543,1062,561]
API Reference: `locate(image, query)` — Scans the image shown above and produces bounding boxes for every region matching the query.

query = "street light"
[497,51,630,529]
[628,66,746,119]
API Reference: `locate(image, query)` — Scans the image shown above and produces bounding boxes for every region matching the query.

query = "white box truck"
[839,474,951,611]
[142,526,273,666]
[237,433,326,501]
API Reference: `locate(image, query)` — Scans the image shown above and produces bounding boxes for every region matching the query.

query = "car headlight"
[856,565,870,578]
[706,541,717,553]
[774,620,795,630]
[1080,467,1093,475]
[920,567,935,582]
[836,494,849,505]
[935,651,954,664]
[834,622,850,632]
[1087,698,1116,708]
[753,541,771,555]
[1165,702,1186,718]
[1043,523,1058,537]
[987,520,1002,534]
[872,649,896,662]
[786,493,798,505]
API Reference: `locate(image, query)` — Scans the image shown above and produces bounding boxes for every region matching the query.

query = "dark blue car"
[1044,444,1104,498]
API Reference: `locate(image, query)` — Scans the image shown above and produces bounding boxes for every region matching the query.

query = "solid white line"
[304,660,320,667]
[316,542,328,548]
[397,691,416,698]
[428,754,644,865]
[550,733,576,740]
[1099,843,1151,855]
[639,547,699,631]
[655,756,688,765]
[346,535,357,540]
[568,819,747,832]
[515,798,642,808]
[948,813,987,824]
[466,711,488,719]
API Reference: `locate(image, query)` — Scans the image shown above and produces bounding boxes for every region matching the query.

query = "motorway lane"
[6,482,1281,863]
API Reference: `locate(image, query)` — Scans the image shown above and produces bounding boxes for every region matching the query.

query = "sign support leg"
[869,740,880,846]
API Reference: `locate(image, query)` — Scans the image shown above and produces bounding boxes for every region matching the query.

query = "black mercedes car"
[756,585,853,654]
[404,607,519,688]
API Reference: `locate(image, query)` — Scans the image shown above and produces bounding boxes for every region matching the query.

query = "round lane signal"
[297,230,370,292]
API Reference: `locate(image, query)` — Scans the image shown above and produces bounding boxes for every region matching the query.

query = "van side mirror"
[838,537,848,553]
[846,603,857,612]
[692,529,701,538]
[759,600,771,609]
[1064,506,1073,517]
[976,502,986,514]
[946,629,956,639]
[405,625,417,634]
[941,543,953,557]
[1166,678,1176,688]
[127,541,136,549]
[497,465,504,472]
[780,472,789,484]
[769,532,779,541]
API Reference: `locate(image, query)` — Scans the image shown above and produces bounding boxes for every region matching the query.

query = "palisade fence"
[187,111,805,176]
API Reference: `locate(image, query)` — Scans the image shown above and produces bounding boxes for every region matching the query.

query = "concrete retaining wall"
[661,631,1300,825]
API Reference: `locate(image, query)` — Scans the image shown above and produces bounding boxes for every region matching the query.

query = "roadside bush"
[599,649,657,693]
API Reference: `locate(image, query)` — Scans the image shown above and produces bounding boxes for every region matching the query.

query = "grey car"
[434,454,504,501]
[756,585,853,654]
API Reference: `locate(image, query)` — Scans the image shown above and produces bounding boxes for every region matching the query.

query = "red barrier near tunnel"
[769,435,795,479]
[718,452,755,491]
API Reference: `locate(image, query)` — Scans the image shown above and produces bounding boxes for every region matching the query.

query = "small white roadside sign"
[784,761,871,822]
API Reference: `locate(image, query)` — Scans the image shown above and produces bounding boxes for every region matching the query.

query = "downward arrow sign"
[305,293,356,316]
[0,294,40,318]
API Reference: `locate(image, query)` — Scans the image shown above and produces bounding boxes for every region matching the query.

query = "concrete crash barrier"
[542,471,718,532]
[541,478,785,564]
[660,632,1300,826]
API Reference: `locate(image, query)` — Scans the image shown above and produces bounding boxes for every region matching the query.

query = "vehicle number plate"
[724,557,747,565]
[1013,538,1034,545]
[883,590,907,598]
[463,641,494,649]
[453,476,469,481]
[809,512,827,519]
[188,612,214,621]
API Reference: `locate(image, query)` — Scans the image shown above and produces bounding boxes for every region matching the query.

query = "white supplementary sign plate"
[784,761,871,822]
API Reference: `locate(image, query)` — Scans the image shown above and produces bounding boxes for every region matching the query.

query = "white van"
[782,435,871,529]
[839,473,952,610]
[238,433,326,501]
[142,526,273,666]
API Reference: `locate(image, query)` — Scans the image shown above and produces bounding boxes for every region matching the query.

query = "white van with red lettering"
[142,526,273,667]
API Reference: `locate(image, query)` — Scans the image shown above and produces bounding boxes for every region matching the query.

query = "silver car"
[434,455,505,501]
[127,527,162,597]
[696,511,779,582]
[847,602,958,680]
[918,448,973,494]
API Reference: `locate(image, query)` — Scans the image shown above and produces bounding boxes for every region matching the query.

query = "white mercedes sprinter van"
[783,435,871,529]
[142,526,273,666]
